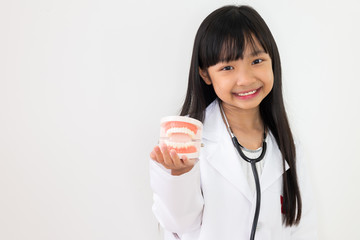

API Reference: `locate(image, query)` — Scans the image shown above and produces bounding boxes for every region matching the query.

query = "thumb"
[182,156,198,167]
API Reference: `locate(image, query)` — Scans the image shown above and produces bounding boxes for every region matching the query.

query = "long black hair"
[180,5,302,226]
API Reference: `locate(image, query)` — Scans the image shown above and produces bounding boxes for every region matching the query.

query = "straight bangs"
[198,9,270,69]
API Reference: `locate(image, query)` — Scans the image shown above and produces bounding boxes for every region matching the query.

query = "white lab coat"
[150,100,318,240]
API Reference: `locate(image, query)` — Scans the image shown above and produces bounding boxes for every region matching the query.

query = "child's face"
[200,41,273,112]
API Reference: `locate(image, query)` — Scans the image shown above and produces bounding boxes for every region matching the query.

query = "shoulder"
[203,100,219,120]
[202,100,224,141]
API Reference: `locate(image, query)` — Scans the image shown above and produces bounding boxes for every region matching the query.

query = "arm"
[149,146,204,234]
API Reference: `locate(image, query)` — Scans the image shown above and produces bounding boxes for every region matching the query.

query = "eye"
[221,66,234,71]
[252,59,263,65]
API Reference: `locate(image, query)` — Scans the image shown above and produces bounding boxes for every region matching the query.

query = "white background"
[1,0,359,239]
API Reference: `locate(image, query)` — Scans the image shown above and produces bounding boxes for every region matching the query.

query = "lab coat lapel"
[260,132,290,192]
[202,101,254,202]
[202,100,290,201]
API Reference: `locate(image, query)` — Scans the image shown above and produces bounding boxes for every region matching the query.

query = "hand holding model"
[150,116,203,176]
[150,144,196,176]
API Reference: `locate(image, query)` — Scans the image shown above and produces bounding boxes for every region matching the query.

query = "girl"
[149,5,317,240]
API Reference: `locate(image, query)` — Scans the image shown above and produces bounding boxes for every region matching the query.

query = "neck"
[221,101,263,133]
[220,100,264,150]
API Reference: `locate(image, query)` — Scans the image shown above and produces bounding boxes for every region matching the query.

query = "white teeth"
[164,140,196,149]
[238,89,257,96]
[166,127,195,138]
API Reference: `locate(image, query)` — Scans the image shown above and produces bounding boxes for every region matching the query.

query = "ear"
[199,67,212,85]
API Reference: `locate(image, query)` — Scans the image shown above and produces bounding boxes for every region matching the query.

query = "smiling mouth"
[236,87,261,96]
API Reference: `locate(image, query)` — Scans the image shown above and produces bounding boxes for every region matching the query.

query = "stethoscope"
[219,102,267,240]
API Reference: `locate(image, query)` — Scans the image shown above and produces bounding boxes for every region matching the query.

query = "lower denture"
[167,145,197,154]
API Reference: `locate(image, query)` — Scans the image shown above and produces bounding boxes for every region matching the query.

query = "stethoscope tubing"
[232,136,266,240]
[250,159,261,240]
[220,102,267,240]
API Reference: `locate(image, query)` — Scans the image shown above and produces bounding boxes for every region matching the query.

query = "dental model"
[159,116,203,159]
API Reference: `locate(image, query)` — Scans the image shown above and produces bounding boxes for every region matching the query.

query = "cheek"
[212,81,231,96]
[211,83,223,97]
[262,68,274,91]
[267,75,274,90]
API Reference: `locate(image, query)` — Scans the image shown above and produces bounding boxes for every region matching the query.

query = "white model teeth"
[164,140,196,149]
[166,127,195,138]
[238,90,256,96]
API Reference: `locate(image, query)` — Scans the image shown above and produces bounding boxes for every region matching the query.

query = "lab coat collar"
[201,100,290,202]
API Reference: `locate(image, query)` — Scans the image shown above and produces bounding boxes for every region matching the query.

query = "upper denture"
[164,121,199,136]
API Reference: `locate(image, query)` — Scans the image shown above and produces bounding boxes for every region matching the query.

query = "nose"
[235,66,255,86]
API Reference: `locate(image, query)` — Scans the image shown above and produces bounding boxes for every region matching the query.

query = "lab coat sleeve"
[290,145,319,239]
[149,159,204,234]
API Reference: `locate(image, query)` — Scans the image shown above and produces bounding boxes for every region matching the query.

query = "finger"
[150,150,157,162]
[169,149,184,168]
[160,144,174,168]
[154,146,165,165]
